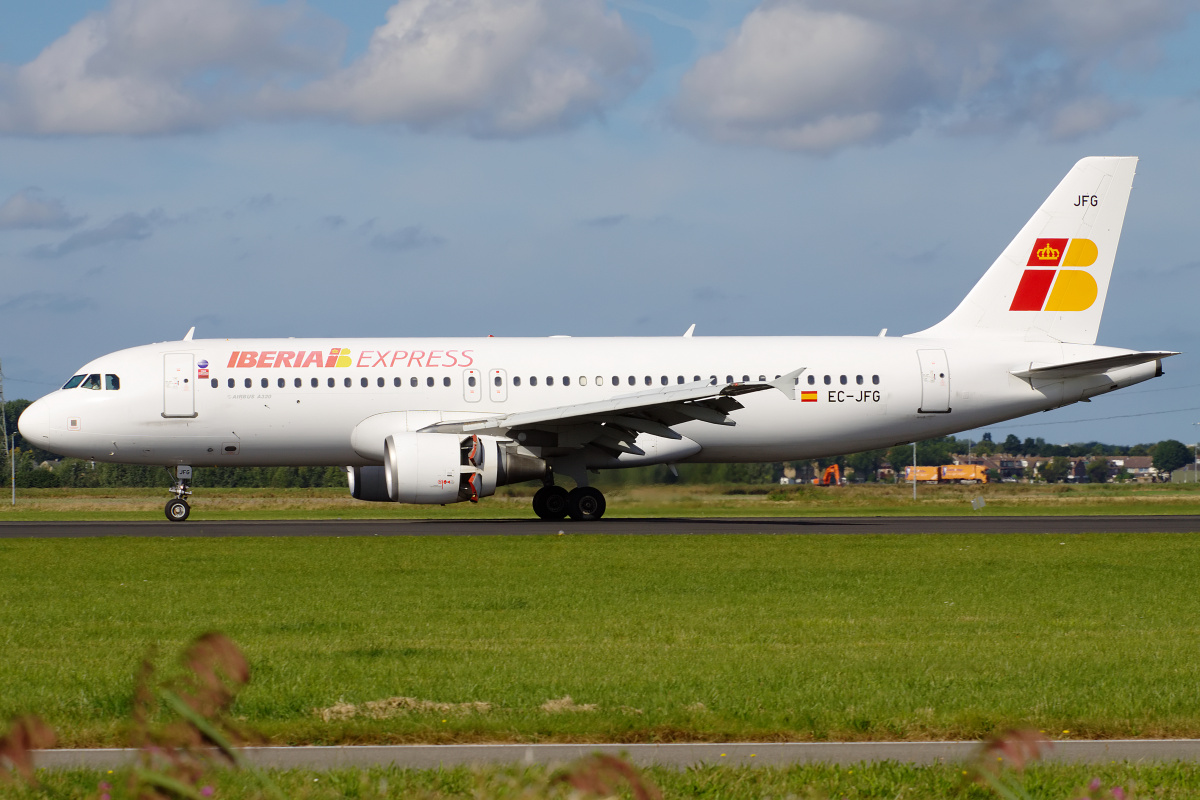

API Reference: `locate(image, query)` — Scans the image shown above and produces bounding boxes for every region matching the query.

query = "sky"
[2,0,1199,449]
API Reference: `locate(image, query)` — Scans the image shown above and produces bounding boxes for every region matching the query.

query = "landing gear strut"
[165,465,193,522]
[532,483,606,521]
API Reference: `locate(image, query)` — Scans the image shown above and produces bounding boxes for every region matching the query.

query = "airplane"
[18,156,1176,522]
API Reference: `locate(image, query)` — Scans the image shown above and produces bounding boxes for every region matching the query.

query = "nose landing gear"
[165,465,193,522]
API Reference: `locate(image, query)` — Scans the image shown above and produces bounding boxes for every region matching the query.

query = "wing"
[423,368,805,457]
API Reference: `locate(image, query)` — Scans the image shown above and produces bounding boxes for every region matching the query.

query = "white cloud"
[673,0,1197,153]
[0,0,342,135]
[0,189,84,230]
[282,0,648,136]
[0,0,646,138]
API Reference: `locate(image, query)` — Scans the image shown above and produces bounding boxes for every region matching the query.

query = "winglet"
[683,324,696,338]
[768,368,806,400]
[182,327,195,341]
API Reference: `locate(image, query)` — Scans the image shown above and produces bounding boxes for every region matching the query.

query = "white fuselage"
[19,335,1158,469]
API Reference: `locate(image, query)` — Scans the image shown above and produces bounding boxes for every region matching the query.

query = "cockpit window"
[63,375,85,389]
[105,374,120,390]
[80,374,102,390]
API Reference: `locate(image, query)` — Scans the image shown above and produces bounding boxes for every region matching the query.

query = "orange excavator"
[812,464,841,486]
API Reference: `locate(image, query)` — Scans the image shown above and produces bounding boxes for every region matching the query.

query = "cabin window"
[211,379,218,389]
[63,375,85,389]
[514,376,522,386]
[547,376,555,386]
[328,377,335,388]
[294,378,302,388]
[494,375,502,386]
[678,376,685,384]
[612,376,620,386]
[759,375,767,381]
[228,378,235,389]
[443,377,451,387]
[81,374,102,390]
[579,376,588,386]
[644,376,652,386]
[261,378,269,389]
[628,376,636,386]
[807,375,815,385]
[725,375,733,384]
[742,375,750,382]
[695,375,702,383]
[872,375,880,385]
[245,378,253,389]
[856,375,864,385]
[468,376,476,387]
[278,378,285,388]
[344,377,351,388]
[427,377,434,387]
[377,377,385,388]
[394,377,401,387]
[411,377,418,387]
[531,376,538,386]
[823,375,831,385]
[839,375,847,385]
[596,376,604,386]
[563,376,571,386]
[312,378,319,388]
[360,377,368,388]
[105,375,120,390]
[659,376,667,385]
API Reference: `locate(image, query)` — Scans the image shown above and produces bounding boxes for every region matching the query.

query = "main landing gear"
[532,483,606,522]
[165,465,193,522]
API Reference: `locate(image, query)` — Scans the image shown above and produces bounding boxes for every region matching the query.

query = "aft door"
[917,349,951,413]
[163,353,197,418]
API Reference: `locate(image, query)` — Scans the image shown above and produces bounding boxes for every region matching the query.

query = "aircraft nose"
[17,399,51,450]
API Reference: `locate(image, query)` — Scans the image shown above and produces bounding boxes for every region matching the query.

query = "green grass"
[1,482,1198,521]
[4,532,1200,747]
[14,761,1200,800]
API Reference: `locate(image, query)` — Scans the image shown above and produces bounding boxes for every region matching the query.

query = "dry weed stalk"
[0,715,55,787]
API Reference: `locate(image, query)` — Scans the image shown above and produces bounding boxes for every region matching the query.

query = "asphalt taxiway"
[1,515,1198,537]
[31,740,1200,770]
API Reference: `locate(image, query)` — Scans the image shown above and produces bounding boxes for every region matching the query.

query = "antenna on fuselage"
[0,359,12,505]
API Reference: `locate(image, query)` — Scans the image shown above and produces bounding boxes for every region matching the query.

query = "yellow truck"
[903,465,990,483]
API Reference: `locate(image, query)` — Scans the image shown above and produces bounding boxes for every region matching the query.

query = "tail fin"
[907,156,1137,345]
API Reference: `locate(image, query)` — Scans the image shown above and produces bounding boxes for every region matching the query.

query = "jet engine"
[349,432,546,505]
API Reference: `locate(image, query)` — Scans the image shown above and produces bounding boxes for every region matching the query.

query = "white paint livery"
[17,157,1177,521]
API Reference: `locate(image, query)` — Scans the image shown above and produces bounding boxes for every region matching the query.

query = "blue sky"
[2,0,1199,448]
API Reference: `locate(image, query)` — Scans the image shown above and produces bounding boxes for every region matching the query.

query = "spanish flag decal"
[1010,238,1098,312]
[800,391,818,402]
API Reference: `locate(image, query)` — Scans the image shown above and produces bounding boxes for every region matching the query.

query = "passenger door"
[917,349,951,413]
[163,353,197,418]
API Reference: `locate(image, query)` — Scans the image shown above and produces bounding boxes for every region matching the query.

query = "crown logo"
[1036,242,1060,261]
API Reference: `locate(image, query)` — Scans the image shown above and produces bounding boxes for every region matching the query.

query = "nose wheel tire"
[566,487,606,521]
[165,499,191,522]
[532,485,570,520]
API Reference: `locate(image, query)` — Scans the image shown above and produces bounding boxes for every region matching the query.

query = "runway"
[1,515,1198,537]
[30,740,1200,770]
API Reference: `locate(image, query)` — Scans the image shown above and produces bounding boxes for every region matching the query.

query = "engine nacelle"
[347,466,390,502]
[379,432,547,505]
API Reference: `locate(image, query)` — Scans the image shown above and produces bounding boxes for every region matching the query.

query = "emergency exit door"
[163,353,197,418]
[917,349,951,413]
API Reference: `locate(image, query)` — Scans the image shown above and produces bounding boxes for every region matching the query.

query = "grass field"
[18,761,1200,800]
[1,481,1199,520]
[3,531,1200,748]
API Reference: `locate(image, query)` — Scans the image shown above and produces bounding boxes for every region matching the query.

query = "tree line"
[3,399,1194,488]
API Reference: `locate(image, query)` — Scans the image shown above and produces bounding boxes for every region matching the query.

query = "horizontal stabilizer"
[1011,351,1177,380]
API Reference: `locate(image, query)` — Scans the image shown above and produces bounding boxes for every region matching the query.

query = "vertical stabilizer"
[907,156,1137,345]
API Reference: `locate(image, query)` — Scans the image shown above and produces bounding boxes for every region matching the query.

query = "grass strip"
[19,761,1200,799]
[3,533,1200,746]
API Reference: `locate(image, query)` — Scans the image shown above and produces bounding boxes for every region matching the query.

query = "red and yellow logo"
[1010,237,1098,312]
[800,390,818,403]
